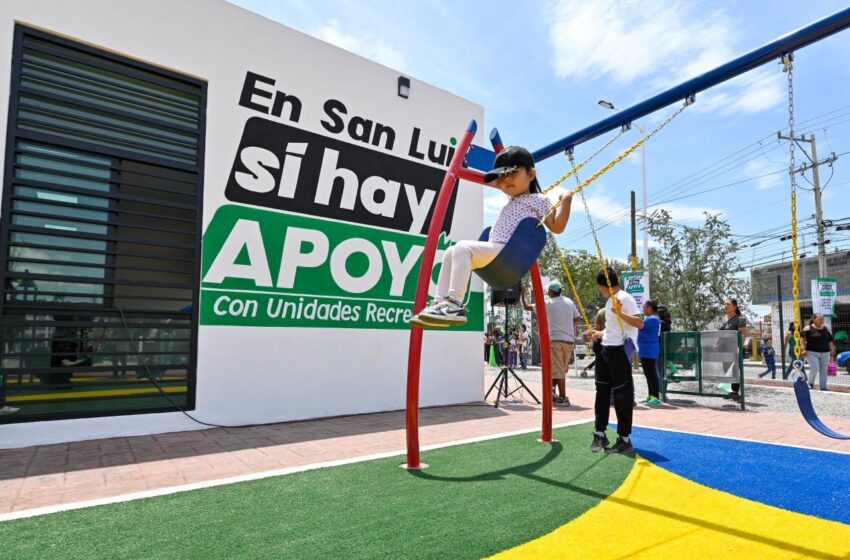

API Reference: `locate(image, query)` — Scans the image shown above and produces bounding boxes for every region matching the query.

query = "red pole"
[456,167,486,183]
[404,120,479,469]
[530,261,553,442]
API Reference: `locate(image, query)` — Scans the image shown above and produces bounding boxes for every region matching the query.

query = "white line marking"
[0,418,595,522]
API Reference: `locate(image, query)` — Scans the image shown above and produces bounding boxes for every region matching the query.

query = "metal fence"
[661,331,746,409]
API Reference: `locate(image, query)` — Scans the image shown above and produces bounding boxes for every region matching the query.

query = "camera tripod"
[484,290,539,408]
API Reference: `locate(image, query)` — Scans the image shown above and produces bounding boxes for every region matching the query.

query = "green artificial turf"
[0,423,633,560]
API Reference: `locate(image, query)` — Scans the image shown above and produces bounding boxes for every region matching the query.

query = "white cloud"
[742,158,784,190]
[662,202,725,222]
[692,69,785,117]
[579,192,630,227]
[549,1,732,84]
[548,1,783,116]
[314,20,408,71]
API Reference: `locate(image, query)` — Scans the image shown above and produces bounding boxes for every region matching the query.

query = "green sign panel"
[200,204,482,330]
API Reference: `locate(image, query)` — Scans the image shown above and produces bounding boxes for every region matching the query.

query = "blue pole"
[532,7,850,162]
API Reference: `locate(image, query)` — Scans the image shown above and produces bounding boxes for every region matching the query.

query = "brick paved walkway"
[1,373,849,514]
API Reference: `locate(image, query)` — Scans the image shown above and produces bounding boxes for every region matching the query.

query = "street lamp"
[598,99,649,295]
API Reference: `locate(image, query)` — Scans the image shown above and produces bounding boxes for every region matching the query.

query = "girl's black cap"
[483,146,536,183]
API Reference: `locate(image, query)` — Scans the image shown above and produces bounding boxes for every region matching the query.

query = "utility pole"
[640,133,649,297]
[776,133,838,277]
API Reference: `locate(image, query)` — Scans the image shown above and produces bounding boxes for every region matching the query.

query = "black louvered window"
[0,26,205,423]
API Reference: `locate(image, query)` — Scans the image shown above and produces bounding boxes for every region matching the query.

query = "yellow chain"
[539,128,625,195]
[791,191,801,359]
[539,129,631,337]
[549,235,593,334]
[568,153,627,334]
[540,102,690,225]
[539,102,691,336]
[784,55,802,363]
[590,223,627,335]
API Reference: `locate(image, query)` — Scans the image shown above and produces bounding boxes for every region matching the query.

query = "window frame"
[0,24,207,423]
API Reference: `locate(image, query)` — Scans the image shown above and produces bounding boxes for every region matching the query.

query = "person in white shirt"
[522,280,580,406]
[589,266,643,455]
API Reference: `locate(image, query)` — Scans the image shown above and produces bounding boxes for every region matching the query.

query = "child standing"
[509,335,518,368]
[413,146,572,325]
[758,337,776,379]
[590,267,643,455]
[518,324,529,370]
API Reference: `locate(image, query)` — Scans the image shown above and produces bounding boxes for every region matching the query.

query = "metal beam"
[532,7,850,162]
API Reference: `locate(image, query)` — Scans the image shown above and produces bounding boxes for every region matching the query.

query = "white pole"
[638,123,649,299]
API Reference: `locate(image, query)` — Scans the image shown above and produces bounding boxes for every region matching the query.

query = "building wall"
[0,0,486,446]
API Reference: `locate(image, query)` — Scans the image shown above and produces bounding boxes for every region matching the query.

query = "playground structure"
[405,7,850,468]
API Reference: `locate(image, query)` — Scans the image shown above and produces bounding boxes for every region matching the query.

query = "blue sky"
[227,0,850,270]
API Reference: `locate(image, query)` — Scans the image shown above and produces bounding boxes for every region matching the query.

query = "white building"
[0,0,487,447]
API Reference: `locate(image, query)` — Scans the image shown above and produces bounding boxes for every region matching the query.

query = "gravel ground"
[486,359,850,420]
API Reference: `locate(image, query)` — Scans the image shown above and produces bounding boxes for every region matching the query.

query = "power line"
[561,102,850,245]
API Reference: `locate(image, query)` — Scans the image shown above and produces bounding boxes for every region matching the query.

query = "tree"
[532,236,629,327]
[645,209,750,331]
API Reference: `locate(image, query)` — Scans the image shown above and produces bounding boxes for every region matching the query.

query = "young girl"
[518,324,529,370]
[414,146,572,325]
[509,334,518,368]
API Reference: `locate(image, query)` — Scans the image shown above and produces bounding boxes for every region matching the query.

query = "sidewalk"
[2,371,849,515]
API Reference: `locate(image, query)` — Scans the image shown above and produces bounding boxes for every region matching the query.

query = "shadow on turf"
[408,441,614,486]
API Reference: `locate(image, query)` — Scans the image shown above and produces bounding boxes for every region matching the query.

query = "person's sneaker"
[591,433,610,453]
[607,437,635,455]
[556,396,571,406]
[0,406,19,414]
[409,315,450,328]
[418,299,467,324]
[645,396,662,406]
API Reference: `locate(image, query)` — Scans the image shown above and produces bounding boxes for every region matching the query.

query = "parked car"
[742,336,766,359]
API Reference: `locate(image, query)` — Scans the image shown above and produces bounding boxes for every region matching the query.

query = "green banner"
[200,204,482,330]
[621,271,648,307]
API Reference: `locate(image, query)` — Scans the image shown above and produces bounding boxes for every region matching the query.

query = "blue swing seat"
[474,217,547,290]
[793,376,850,439]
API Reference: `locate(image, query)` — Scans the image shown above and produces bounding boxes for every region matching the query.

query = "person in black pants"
[590,267,644,455]
[719,299,748,397]
[637,300,662,405]
[656,305,672,393]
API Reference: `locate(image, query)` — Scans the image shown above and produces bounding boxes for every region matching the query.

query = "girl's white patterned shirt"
[488,193,552,243]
